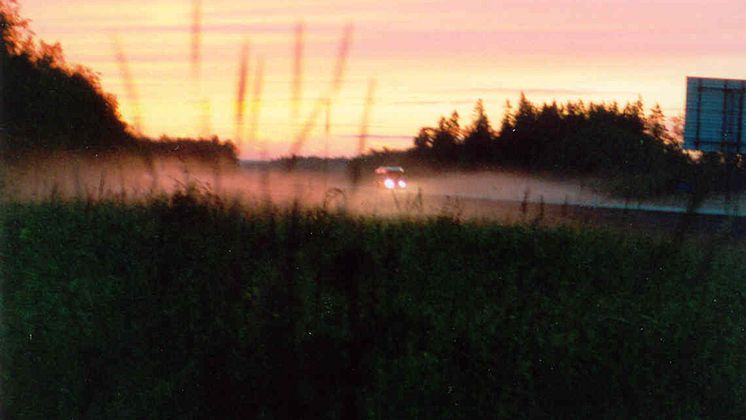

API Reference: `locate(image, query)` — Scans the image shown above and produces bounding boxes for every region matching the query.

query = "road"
[241,169,746,240]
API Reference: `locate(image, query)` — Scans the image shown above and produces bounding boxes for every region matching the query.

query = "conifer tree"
[463,99,495,163]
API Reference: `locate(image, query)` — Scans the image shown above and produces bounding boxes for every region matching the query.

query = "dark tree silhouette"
[499,99,514,135]
[0,0,237,164]
[407,93,698,196]
[1,0,130,153]
[431,111,461,162]
[498,92,539,166]
[645,103,669,143]
[413,127,436,154]
[462,99,495,164]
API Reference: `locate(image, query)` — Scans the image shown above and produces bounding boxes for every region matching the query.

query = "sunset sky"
[18,0,746,158]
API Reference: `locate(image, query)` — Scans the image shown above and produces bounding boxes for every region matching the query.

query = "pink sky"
[17,0,746,158]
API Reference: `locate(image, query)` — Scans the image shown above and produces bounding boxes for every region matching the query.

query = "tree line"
[405,95,704,196]
[413,95,686,172]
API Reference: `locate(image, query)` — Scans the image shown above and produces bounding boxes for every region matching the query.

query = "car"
[374,166,407,189]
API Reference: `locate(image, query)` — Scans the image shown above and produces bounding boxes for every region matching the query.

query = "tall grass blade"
[357,78,376,156]
[249,56,265,147]
[324,98,331,157]
[199,97,212,138]
[292,21,305,125]
[289,23,354,157]
[190,0,209,137]
[190,0,203,85]
[234,40,250,146]
[110,35,143,134]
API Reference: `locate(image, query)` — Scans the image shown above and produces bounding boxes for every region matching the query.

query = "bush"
[2,193,746,418]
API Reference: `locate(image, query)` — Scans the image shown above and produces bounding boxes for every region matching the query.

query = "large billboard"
[684,76,746,153]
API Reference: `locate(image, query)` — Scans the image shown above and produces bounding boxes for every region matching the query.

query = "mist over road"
[4,155,746,238]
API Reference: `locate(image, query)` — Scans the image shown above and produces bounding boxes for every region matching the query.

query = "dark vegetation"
[266,155,351,172]
[2,188,746,418]
[0,0,237,163]
[351,98,746,198]
[134,136,238,164]
[410,97,684,173]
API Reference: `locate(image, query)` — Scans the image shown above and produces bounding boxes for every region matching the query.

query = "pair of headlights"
[384,178,407,189]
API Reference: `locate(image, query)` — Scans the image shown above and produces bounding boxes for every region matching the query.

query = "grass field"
[2,187,746,418]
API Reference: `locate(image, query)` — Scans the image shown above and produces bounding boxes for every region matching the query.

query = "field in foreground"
[2,190,746,418]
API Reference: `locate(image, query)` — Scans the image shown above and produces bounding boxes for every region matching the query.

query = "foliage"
[0,0,130,153]
[136,136,239,165]
[407,95,704,197]
[0,1,237,165]
[461,99,494,165]
[3,192,746,418]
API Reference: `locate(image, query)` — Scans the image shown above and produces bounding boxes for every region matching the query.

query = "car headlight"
[384,178,395,189]
[398,180,407,188]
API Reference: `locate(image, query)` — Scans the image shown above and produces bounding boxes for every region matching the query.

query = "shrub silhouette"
[0,1,237,164]
[1,1,130,153]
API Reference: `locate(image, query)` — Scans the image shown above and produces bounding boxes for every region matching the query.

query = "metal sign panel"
[684,76,746,153]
